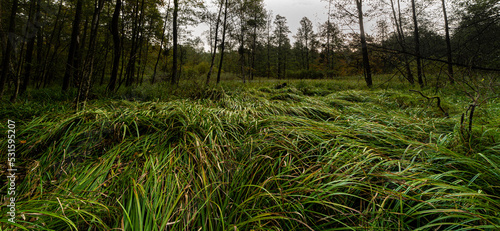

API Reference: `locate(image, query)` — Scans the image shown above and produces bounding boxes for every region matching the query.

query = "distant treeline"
[0,0,499,102]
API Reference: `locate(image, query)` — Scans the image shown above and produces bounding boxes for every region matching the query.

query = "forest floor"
[1,77,499,230]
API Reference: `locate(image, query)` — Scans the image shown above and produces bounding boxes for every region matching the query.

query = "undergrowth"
[0,79,499,230]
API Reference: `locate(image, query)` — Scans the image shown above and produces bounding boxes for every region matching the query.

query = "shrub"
[287,69,324,79]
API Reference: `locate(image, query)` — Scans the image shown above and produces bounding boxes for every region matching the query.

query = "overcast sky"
[264,0,330,36]
[192,0,330,50]
[192,0,381,50]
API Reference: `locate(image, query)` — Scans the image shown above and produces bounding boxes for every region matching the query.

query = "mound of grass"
[1,80,499,230]
[270,93,303,102]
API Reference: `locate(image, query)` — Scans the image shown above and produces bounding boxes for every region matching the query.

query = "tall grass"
[1,78,499,230]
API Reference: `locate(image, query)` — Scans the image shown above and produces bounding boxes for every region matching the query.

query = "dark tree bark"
[137,8,151,85]
[35,0,43,85]
[108,0,121,92]
[62,0,83,92]
[20,0,39,96]
[250,11,259,81]
[0,0,18,98]
[266,12,272,79]
[125,0,146,87]
[152,0,170,84]
[326,1,332,77]
[442,0,454,84]
[411,0,423,87]
[237,3,247,83]
[356,0,372,87]
[390,0,414,85]
[77,16,89,88]
[171,0,179,85]
[0,0,3,54]
[76,0,104,109]
[38,0,64,89]
[216,0,229,85]
[206,0,224,85]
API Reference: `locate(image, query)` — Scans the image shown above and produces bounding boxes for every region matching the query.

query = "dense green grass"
[1,78,499,230]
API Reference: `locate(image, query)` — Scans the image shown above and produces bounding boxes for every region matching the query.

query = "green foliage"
[1,79,499,230]
[286,69,324,79]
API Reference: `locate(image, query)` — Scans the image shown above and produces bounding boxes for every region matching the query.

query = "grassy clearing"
[1,78,499,230]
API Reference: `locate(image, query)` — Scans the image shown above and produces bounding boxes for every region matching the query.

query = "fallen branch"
[409,90,449,117]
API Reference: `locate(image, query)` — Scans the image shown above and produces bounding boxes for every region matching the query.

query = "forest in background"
[0,0,499,103]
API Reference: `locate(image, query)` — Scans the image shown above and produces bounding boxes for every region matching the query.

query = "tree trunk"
[326,1,332,77]
[411,0,423,87]
[266,12,272,79]
[77,0,104,109]
[239,31,245,83]
[171,0,179,85]
[125,0,144,87]
[0,0,18,98]
[38,0,63,89]
[108,0,121,92]
[217,0,229,85]
[390,0,414,85]
[62,0,83,92]
[0,0,3,55]
[206,0,223,85]
[35,0,43,86]
[20,0,39,96]
[251,12,257,81]
[442,0,454,84]
[277,43,282,79]
[305,33,310,71]
[356,0,372,87]
[152,0,170,84]
[76,16,89,88]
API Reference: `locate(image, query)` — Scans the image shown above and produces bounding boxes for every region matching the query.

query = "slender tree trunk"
[411,0,423,87]
[171,0,179,85]
[0,0,18,98]
[151,22,166,84]
[442,0,454,84]
[139,42,148,85]
[178,45,184,82]
[76,16,89,88]
[39,0,64,89]
[266,13,272,78]
[390,0,414,84]
[238,5,246,83]
[305,34,310,71]
[277,42,282,79]
[284,46,288,79]
[117,19,126,91]
[152,0,170,84]
[11,39,25,102]
[35,0,42,86]
[326,1,332,77]
[108,0,121,92]
[207,0,223,85]
[20,0,39,96]
[356,0,372,87]
[251,12,258,81]
[62,0,83,92]
[0,0,3,55]
[239,28,245,83]
[77,0,104,109]
[217,0,229,85]
[125,0,144,87]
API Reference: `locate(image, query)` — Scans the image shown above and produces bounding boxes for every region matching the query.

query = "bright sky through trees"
[264,0,329,36]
